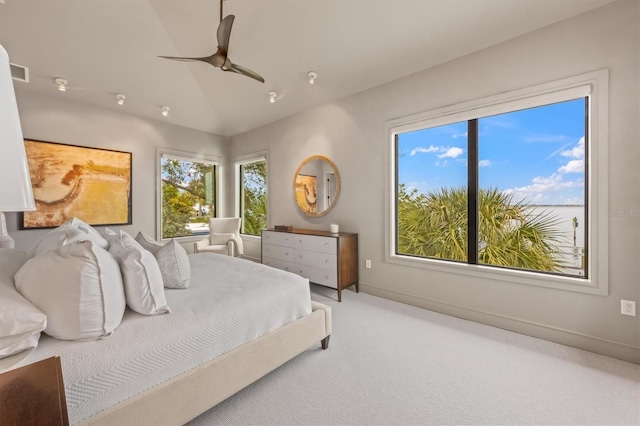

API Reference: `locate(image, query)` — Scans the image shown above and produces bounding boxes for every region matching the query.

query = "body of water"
[530,205,585,274]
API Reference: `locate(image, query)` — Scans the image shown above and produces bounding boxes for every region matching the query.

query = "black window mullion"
[467,119,479,265]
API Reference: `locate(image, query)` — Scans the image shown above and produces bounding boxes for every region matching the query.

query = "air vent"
[9,63,29,83]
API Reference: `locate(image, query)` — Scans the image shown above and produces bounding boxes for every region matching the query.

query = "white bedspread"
[15,253,312,424]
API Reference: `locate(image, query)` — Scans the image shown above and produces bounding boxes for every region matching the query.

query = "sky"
[398,98,586,206]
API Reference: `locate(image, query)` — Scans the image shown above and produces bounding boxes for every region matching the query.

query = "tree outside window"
[239,159,267,236]
[161,155,216,238]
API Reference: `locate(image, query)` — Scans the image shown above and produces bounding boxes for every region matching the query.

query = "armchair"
[194,217,244,257]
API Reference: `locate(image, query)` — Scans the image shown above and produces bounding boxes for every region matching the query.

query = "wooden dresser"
[261,228,358,302]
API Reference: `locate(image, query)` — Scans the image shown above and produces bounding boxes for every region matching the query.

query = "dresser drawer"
[262,243,294,262]
[296,264,338,289]
[293,234,337,255]
[294,249,337,271]
[262,257,295,274]
[262,231,295,248]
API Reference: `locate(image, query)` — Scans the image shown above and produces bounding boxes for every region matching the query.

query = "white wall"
[230,1,640,363]
[7,89,229,252]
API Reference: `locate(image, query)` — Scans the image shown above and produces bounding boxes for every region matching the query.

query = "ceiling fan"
[159,0,264,83]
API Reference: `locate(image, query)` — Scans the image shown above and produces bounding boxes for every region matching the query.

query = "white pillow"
[0,249,47,371]
[136,232,191,289]
[135,231,164,252]
[65,217,109,249]
[210,232,235,245]
[26,224,107,258]
[108,231,171,315]
[15,241,126,341]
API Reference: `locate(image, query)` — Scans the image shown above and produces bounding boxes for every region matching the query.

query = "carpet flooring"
[188,285,640,425]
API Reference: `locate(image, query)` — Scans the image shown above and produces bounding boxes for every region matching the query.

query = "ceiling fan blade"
[217,14,234,51]
[228,62,265,83]
[158,55,211,63]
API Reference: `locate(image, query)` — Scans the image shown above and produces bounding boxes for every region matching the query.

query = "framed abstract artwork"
[20,139,132,229]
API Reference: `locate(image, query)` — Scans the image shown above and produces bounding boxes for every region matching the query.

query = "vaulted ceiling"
[0,0,615,136]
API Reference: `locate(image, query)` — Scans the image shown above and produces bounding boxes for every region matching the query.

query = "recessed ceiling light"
[307,71,317,85]
[115,93,126,105]
[161,105,170,116]
[54,77,67,92]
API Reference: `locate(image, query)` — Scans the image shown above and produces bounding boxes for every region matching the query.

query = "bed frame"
[80,301,332,425]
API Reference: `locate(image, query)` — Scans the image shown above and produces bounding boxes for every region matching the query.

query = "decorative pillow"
[135,231,164,252]
[26,224,107,258]
[136,232,191,289]
[65,217,109,249]
[210,233,235,245]
[108,231,171,315]
[0,249,47,370]
[15,241,126,341]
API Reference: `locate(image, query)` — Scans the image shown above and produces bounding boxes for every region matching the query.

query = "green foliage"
[241,161,267,236]
[397,185,566,272]
[161,158,215,238]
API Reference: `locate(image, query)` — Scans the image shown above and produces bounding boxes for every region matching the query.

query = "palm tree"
[398,185,566,272]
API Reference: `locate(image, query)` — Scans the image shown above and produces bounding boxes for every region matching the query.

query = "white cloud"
[452,131,467,139]
[503,173,584,204]
[560,137,585,159]
[438,147,463,159]
[479,159,492,167]
[558,159,584,174]
[409,145,439,156]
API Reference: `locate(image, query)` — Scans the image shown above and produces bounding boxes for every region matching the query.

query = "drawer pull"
[324,243,329,247]
[325,259,328,263]
[325,276,329,280]
[285,252,288,256]
[299,270,303,274]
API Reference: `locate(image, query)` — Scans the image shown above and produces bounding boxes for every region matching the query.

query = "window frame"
[156,148,221,242]
[385,70,609,295]
[234,151,269,238]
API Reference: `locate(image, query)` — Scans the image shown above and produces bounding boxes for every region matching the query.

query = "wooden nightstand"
[0,356,69,425]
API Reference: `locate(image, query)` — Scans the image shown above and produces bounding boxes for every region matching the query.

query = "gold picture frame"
[20,139,132,229]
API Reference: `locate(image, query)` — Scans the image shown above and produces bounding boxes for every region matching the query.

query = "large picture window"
[397,99,586,277]
[237,157,267,236]
[159,151,218,239]
[388,70,608,293]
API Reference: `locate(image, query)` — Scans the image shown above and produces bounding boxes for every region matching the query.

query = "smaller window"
[160,151,218,239]
[238,158,267,236]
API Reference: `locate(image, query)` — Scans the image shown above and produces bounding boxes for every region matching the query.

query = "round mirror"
[293,155,341,217]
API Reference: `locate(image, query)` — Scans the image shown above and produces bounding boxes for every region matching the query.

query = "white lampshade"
[0,44,34,212]
[0,44,35,248]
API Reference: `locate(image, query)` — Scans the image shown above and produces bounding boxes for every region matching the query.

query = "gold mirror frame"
[293,155,341,217]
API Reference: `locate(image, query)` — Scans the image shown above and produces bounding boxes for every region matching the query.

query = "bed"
[0,226,332,425]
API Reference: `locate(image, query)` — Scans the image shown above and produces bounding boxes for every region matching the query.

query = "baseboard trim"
[360,283,640,365]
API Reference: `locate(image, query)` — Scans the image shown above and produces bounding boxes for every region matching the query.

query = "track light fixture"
[161,105,170,116]
[307,71,317,85]
[54,77,67,92]
[268,91,277,103]
[116,93,126,105]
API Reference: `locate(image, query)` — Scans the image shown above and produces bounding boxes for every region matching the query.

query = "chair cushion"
[210,232,235,245]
